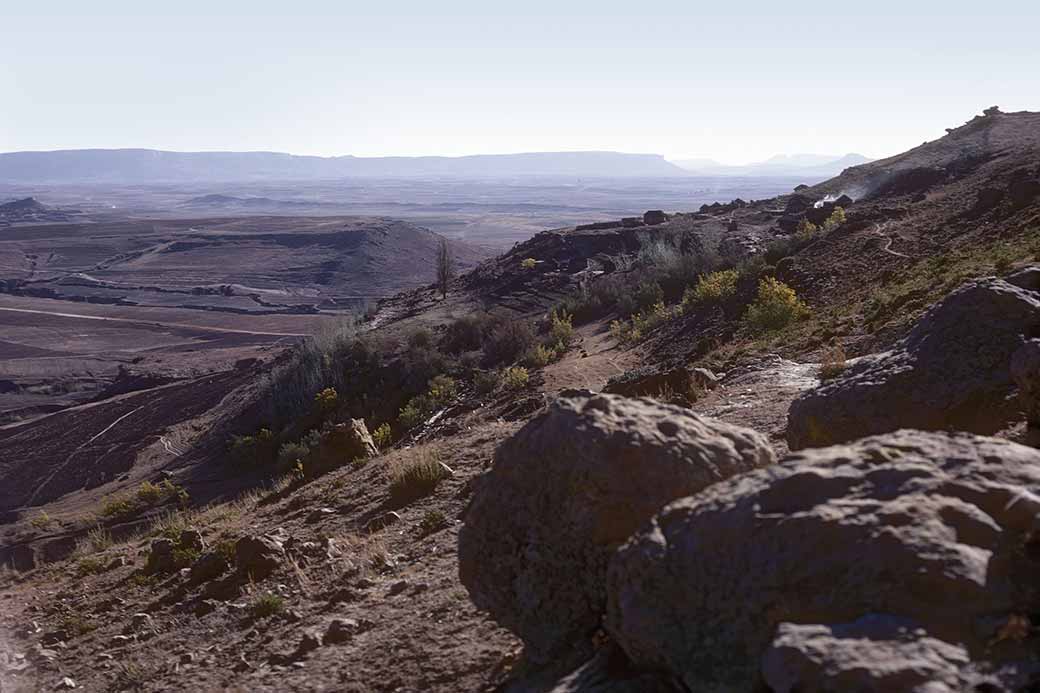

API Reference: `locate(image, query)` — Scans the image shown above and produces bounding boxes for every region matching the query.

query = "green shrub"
[483,320,537,366]
[632,280,665,314]
[473,370,499,394]
[372,422,393,449]
[547,308,574,349]
[75,556,106,577]
[822,206,847,232]
[796,219,819,239]
[684,269,739,307]
[419,509,449,535]
[407,328,434,350]
[30,512,53,530]
[744,277,809,332]
[100,496,139,519]
[135,481,164,505]
[251,592,285,619]
[524,344,557,368]
[314,387,338,413]
[277,441,310,469]
[442,314,491,353]
[521,257,537,269]
[398,399,428,430]
[427,374,457,405]
[501,366,530,390]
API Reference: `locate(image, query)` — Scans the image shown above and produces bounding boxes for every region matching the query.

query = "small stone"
[235,535,285,578]
[130,613,152,632]
[189,551,230,583]
[306,507,336,524]
[194,599,219,617]
[365,511,401,533]
[145,538,176,574]
[56,677,77,690]
[297,631,323,654]
[40,630,68,645]
[324,618,359,644]
[179,652,195,664]
[179,529,205,553]
[387,580,409,596]
[110,635,134,645]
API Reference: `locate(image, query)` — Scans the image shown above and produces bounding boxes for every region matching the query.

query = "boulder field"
[463,402,1040,690]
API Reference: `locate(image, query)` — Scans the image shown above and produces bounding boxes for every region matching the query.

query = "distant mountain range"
[0,149,688,182]
[670,153,872,178]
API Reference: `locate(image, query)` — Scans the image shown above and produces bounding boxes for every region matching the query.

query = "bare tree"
[436,237,454,299]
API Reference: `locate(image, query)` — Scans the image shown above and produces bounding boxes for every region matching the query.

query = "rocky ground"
[2,107,1040,691]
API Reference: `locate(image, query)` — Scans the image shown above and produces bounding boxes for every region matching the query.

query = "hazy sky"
[3,1,1038,164]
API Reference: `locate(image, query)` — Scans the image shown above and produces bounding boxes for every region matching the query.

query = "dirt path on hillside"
[695,355,819,455]
[541,322,640,393]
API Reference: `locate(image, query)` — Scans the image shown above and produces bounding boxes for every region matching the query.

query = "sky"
[2,1,1038,164]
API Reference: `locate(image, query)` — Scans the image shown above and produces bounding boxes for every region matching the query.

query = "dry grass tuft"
[387,447,452,503]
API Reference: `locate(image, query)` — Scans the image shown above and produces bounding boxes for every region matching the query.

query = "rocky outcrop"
[642,210,667,226]
[787,274,1040,449]
[235,534,284,578]
[459,391,773,661]
[606,430,1040,691]
[311,419,377,475]
[604,365,718,402]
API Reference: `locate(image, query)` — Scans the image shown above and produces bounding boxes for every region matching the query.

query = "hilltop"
[0,108,1038,692]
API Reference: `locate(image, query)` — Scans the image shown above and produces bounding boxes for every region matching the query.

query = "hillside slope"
[1,108,1039,692]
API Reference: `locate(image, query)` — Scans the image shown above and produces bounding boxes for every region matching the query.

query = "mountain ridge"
[0,149,687,182]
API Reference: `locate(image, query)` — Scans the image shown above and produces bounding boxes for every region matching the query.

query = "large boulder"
[606,430,1040,691]
[458,391,774,661]
[1011,338,1040,429]
[787,274,1040,449]
[311,419,377,475]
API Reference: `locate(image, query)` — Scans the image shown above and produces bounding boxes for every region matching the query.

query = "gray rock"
[365,511,401,533]
[297,630,322,654]
[604,365,719,404]
[762,616,969,693]
[459,391,774,661]
[312,420,378,476]
[643,210,667,226]
[787,275,1040,449]
[606,430,1040,691]
[235,535,284,578]
[324,618,359,644]
[145,538,176,574]
[1012,338,1040,428]
[189,550,230,583]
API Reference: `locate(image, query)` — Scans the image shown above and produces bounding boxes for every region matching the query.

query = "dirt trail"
[696,355,819,455]
[873,221,912,259]
[0,306,310,337]
[541,322,638,393]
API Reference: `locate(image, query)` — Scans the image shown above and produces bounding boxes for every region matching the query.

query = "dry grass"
[72,526,113,558]
[819,343,847,380]
[387,447,451,503]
